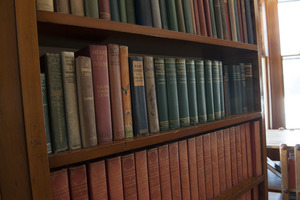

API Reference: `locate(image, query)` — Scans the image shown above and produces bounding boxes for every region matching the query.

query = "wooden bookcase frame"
[0,0,267,199]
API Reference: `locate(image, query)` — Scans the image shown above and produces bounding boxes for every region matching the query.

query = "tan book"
[37,0,54,11]
[70,0,85,16]
[55,0,70,13]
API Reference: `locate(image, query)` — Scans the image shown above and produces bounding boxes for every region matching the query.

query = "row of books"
[41,44,255,154]
[37,0,255,43]
[50,121,262,200]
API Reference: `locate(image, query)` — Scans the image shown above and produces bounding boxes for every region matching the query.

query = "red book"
[251,121,262,176]
[224,0,232,40]
[245,122,253,178]
[122,153,138,200]
[240,124,249,182]
[158,144,172,200]
[229,127,238,186]
[169,142,182,199]
[98,0,111,20]
[197,0,208,36]
[51,168,70,200]
[179,140,191,199]
[87,160,108,200]
[235,125,243,183]
[69,164,89,200]
[203,134,213,200]
[202,0,213,37]
[193,0,201,35]
[188,138,199,200]
[76,45,113,144]
[217,130,226,194]
[135,150,150,200]
[223,128,232,190]
[196,136,206,200]
[106,156,124,200]
[147,148,161,200]
[108,44,125,141]
[210,132,220,198]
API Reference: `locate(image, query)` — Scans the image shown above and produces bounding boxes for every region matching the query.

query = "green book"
[42,53,68,153]
[236,64,243,114]
[182,0,193,33]
[212,60,221,120]
[208,0,217,38]
[166,0,179,31]
[228,65,240,115]
[175,0,186,32]
[159,0,169,29]
[154,58,170,131]
[240,63,248,113]
[223,65,231,116]
[151,0,162,28]
[40,73,53,154]
[245,63,255,112]
[125,0,136,24]
[176,58,190,127]
[204,60,215,122]
[119,0,127,22]
[186,60,199,125]
[84,0,99,18]
[195,60,207,123]
[219,61,225,118]
[213,0,224,39]
[165,58,180,129]
[110,0,120,21]
[233,0,241,41]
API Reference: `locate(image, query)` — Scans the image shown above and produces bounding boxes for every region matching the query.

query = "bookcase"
[0,0,267,199]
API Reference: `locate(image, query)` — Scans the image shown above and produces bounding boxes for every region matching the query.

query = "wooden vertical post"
[280,144,289,200]
[295,144,300,200]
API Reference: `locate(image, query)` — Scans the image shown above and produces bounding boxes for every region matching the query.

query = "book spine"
[236,64,243,114]
[129,56,149,136]
[122,153,138,200]
[69,164,89,199]
[223,128,232,190]
[204,60,215,122]
[169,142,182,199]
[175,0,186,32]
[106,156,124,200]
[196,136,206,200]
[44,53,68,152]
[197,0,208,36]
[240,124,249,183]
[193,0,201,34]
[233,0,241,41]
[228,0,237,41]
[217,130,227,194]
[224,0,232,40]
[135,150,150,200]
[166,0,179,31]
[229,126,238,186]
[87,160,108,199]
[245,0,254,43]
[135,0,153,26]
[228,65,240,115]
[151,0,163,28]
[179,140,191,199]
[55,0,70,13]
[61,52,81,150]
[212,60,221,120]
[158,144,172,199]
[219,62,225,118]
[236,0,244,42]
[245,122,253,178]
[191,0,199,34]
[195,60,207,123]
[50,168,70,200]
[125,0,136,23]
[176,58,191,127]
[40,73,53,154]
[240,63,248,113]
[203,134,213,200]
[240,0,248,43]
[108,44,125,140]
[144,56,160,133]
[70,0,85,16]
[203,0,213,37]
[245,63,255,112]
[99,0,111,20]
[251,121,262,176]
[110,0,120,21]
[208,0,217,38]
[37,0,54,11]
[75,56,98,147]
[235,125,243,183]
[187,59,199,125]
[119,0,127,22]
[188,138,199,200]
[84,0,99,18]
[165,58,180,129]
[154,58,169,131]
[147,148,162,199]
[219,0,229,39]
[159,0,169,29]
[210,132,220,197]
[223,65,231,116]
[120,46,134,138]
[213,0,224,39]
[182,0,194,33]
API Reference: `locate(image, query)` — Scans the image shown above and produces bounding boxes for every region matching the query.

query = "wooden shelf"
[49,112,261,169]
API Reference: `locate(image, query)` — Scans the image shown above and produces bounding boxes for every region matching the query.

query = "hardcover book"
[204,60,215,122]
[217,130,227,194]
[213,0,224,39]
[55,0,70,13]
[240,63,248,113]
[212,60,221,120]
[70,0,85,16]
[210,132,220,197]
[51,168,70,200]
[99,0,111,20]
[188,138,199,200]
[245,63,255,112]
[147,148,162,200]
[135,0,153,26]
[193,0,201,34]
[179,140,191,199]
[175,0,186,32]
[208,0,217,37]
[197,0,208,36]
[240,124,249,183]
[106,156,124,200]
[218,61,225,118]
[196,136,206,199]
[135,150,150,200]
[229,126,238,186]
[219,0,229,39]
[223,128,232,189]
[151,0,163,28]
[125,0,136,23]
[195,60,207,123]
[122,153,138,200]
[84,0,99,18]
[169,142,182,199]
[158,145,172,200]
[235,125,243,183]
[119,0,127,22]
[245,0,254,43]
[110,0,120,21]
[37,0,54,11]
[159,0,169,29]
[182,0,194,33]
[69,164,89,200]
[87,160,108,199]
[203,134,213,199]
[166,0,179,31]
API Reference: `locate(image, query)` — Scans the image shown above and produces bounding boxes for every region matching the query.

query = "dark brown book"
[193,0,201,34]
[188,137,199,200]
[98,0,111,19]
[229,126,238,186]
[236,0,244,42]
[122,153,138,200]
[51,168,70,200]
[55,0,70,13]
[202,0,213,37]
[197,0,208,36]
[217,130,226,194]
[235,125,243,183]
[135,150,150,200]
[223,128,232,190]
[106,156,124,200]
[87,160,108,200]
[245,123,253,200]
[251,121,262,176]
[147,148,162,200]
[210,132,220,198]
[240,124,248,182]
[169,142,182,199]
[179,140,191,199]
[158,144,172,200]
[224,0,232,40]
[108,44,125,141]
[240,0,248,43]
[69,164,89,200]
[203,134,213,200]
[196,136,206,200]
